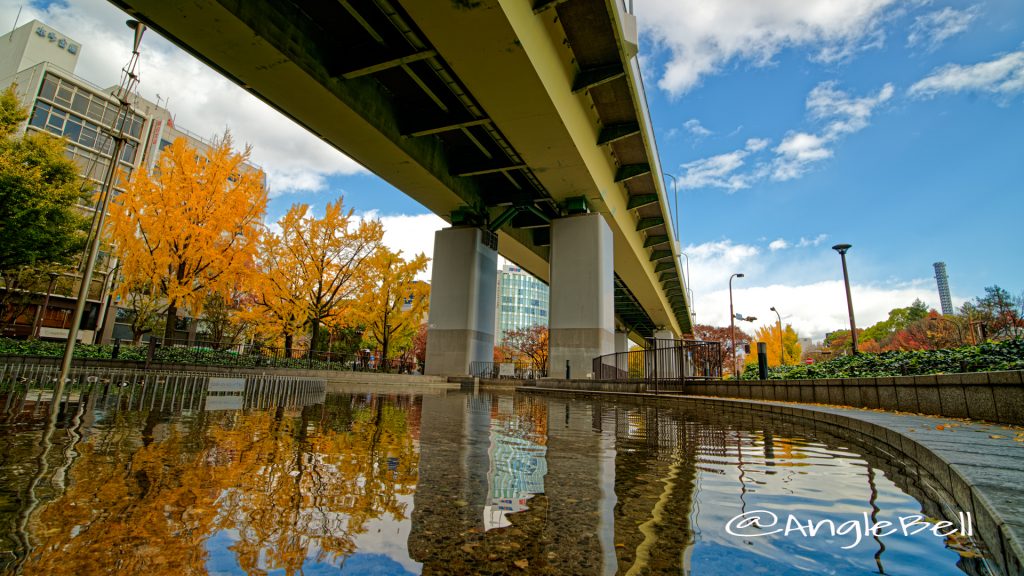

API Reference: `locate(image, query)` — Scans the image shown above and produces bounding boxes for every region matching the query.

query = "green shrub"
[741,339,1024,380]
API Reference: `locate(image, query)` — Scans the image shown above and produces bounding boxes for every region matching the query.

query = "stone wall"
[683,371,1024,425]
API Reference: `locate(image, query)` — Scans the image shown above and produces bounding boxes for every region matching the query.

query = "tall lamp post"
[831,243,858,355]
[55,20,146,393]
[770,306,783,365]
[665,172,694,324]
[729,273,744,377]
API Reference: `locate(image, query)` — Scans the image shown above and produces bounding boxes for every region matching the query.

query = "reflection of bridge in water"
[409,391,987,575]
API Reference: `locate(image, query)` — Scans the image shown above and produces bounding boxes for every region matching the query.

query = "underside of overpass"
[110,0,692,340]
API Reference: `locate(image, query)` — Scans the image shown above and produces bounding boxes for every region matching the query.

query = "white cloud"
[796,234,829,248]
[907,6,981,52]
[6,0,365,197]
[745,138,770,152]
[678,149,752,191]
[368,212,448,281]
[637,0,899,95]
[769,239,789,251]
[682,239,951,341]
[679,80,891,190]
[772,82,891,180]
[807,81,895,138]
[908,51,1024,98]
[684,118,712,137]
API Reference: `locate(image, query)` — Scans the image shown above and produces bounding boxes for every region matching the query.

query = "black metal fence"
[592,339,722,383]
[469,361,548,380]
[101,338,423,373]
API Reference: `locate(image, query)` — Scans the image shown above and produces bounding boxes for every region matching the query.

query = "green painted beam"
[597,122,640,145]
[659,271,678,282]
[572,63,625,93]
[627,194,658,210]
[636,217,663,232]
[648,249,672,262]
[643,235,669,248]
[615,163,650,183]
[654,261,674,273]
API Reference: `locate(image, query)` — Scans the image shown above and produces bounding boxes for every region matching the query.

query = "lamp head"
[736,273,745,278]
[770,306,777,312]
[832,243,852,254]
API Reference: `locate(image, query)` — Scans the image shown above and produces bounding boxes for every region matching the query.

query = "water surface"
[0,384,991,575]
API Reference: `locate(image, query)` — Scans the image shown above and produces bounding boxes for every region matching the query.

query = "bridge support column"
[652,328,678,379]
[549,213,614,379]
[425,227,497,375]
[614,331,629,354]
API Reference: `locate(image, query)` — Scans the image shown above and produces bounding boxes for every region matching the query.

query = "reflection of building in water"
[483,395,547,530]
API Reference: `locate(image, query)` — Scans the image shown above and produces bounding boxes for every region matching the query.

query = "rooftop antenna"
[9,6,22,40]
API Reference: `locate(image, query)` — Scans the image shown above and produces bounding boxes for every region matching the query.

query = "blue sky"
[7,0,1022,339]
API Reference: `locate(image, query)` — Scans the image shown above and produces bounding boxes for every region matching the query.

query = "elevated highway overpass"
[111,0,693,375]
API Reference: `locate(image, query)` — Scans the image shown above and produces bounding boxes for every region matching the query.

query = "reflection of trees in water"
[8,394,418,575]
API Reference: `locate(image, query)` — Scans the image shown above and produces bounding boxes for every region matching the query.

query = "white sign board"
[498,363,516,378]
[208,377,245,393]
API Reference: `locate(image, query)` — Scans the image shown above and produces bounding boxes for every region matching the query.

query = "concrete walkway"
[526,387,1024,575]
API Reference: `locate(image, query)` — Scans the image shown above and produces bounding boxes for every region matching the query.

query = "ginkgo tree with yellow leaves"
[253,199,384,355]
[353,247,429,370]
[106,132,267,341]
[744,322,803,368]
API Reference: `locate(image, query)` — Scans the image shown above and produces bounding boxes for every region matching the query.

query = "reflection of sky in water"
[688,434,970,575]
[205,493,422,575]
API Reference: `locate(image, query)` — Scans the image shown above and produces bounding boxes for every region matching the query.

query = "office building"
[494,263,548,345]
[0,19,260,344]
[933,262,954,316]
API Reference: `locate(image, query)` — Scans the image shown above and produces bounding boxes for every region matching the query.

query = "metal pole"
[55,21,146,397]
[771,306,783,365]
[729,273,743,377]
[832,244,858,355]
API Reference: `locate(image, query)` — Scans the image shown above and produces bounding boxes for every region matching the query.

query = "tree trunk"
[163,301,177,343]
[309,316,321,354]
[284,332,293,358]
[381,331,390,373]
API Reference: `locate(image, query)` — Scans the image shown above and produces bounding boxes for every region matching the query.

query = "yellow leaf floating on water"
[514,559,530,570]
[936,425,945,430]
[990,434,1006,439]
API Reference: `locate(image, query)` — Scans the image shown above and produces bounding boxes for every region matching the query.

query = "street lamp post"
[55,20,146,394]
[665,172,695,325]
[831,244,858,355]
[729,273,744,377]
[770,306,783,365]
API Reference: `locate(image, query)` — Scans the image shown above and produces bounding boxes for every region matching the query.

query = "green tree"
[860,299,929,344]
[0,85,87,272]
[963,285,1022,340]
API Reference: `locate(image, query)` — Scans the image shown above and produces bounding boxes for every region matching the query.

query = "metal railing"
[7,336,423,373]
[592,339,722,384]
[469,361,548,380]
[0,363,326,416]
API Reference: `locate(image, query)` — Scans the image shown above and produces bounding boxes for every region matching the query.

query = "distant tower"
[933,262,953,315]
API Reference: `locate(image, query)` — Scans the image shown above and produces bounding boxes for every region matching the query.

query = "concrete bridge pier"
[425,227,497,375]
[549,213,615,379]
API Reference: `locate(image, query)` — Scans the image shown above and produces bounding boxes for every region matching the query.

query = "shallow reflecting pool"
[0,384,993,575]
